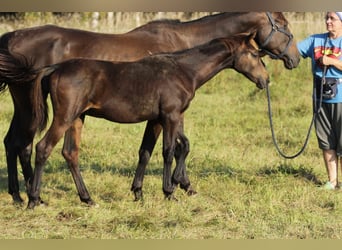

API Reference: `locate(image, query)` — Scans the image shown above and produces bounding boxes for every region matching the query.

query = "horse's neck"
[174,13,261,46]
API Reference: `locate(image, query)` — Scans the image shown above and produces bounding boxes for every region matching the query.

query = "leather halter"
[259,12,294,60]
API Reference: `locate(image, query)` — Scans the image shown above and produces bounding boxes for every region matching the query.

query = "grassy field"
[2,12,342,239]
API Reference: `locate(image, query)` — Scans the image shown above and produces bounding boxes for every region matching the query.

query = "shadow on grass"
[195,163,238,178]
[194,162,323,187]
[0,166,9,192]
[87,162,163,177]
[38,159,157,177]
[257,163,323,186]
[0,160,323,196]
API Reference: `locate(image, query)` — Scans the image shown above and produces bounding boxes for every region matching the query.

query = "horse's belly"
[85,105,158,124]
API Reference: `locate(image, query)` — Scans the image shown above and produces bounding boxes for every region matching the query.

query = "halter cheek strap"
[259,12,294,60]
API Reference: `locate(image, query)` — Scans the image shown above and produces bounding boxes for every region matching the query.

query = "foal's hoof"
[27,198,46,210]
[165,193,178,202]
[180,184,197,196]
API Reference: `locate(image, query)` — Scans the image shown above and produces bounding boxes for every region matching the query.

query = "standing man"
[297,12,342,190]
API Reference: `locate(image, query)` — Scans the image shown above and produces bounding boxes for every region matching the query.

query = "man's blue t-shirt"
[297,32,342,103]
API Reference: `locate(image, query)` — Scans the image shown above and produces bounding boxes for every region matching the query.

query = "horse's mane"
[129,18,181,33]
[150,12,246,25]
[147,19,182,25]
[273,12,288,24]
[130,12,241,32]
[129,12,288,34]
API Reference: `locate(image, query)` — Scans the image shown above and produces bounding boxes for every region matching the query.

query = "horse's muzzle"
[257,77,270,89]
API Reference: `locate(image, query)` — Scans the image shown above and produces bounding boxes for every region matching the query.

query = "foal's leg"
[27,121,71,209]
[173,134,197,196]
[131,118,196,200]
[131,120,162,201]
[171,115,197,196]
[162,118,181,200]
[62,116,94,205]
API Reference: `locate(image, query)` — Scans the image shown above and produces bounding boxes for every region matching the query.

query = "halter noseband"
[259,12,294,60]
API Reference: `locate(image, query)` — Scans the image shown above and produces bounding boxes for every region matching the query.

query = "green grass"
[1,12,342,239]
[1,60,340,239]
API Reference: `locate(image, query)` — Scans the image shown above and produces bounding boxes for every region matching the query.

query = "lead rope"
[266,66,326,159]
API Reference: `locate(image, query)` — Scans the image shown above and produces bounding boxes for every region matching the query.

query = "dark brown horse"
[16,34,269,208]
[0,12,299,204]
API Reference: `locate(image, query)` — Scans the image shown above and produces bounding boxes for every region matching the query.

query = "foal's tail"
[0,49,38,92]
[32,66,57,132]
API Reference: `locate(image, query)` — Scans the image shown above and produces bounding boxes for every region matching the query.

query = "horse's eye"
[250,52,259,58]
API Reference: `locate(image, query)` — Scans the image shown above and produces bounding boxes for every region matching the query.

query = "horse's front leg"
[131,120,162,201]
[62,116,94,206]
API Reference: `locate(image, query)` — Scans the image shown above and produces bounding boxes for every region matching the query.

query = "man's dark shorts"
[315,102,342,156]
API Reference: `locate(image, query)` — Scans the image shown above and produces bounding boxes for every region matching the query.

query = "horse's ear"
[248,32,257,40]
[237,32,255,44]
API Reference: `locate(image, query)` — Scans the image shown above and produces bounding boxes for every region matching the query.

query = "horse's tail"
[32,66,57,132]
[0,43,51,132]
[0,48,38,93]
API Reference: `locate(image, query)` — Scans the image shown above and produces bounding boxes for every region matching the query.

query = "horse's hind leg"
[4,115,36,204]
[131,120,162,201]
[62,116,94,206]
[18,143,34,196]
[172,115,196,196]
[4,121,23,203]
[5,86,48,205]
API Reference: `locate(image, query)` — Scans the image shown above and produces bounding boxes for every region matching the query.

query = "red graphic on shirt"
[314,45,342,68]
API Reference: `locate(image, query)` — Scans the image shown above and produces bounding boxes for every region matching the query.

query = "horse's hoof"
[86,201,99,208]
[12,193,24,204]
[81,197,96,206]
[27,200,38,210]
[27,202,35,210]
[87,200,99,208]
[133,189,143,202]
[88,200,96,206]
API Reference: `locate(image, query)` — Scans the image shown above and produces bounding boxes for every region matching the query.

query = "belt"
[336,78,342,84]
[315,76,342,84]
